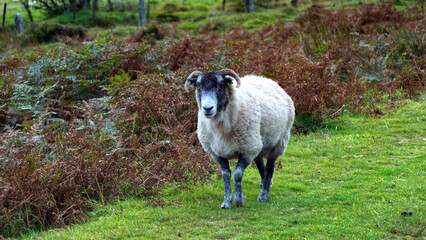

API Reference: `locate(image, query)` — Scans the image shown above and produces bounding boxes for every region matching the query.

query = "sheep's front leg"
[216,157,233,209]
[234,154,251,207]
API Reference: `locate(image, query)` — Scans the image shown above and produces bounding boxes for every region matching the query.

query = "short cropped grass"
[23,95,425,239]
[178,9,289,32]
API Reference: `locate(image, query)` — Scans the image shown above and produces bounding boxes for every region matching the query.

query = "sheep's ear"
[185,70,202,92]
[185,78,197,92]
[224,77,234,87]
[219,69,241,88]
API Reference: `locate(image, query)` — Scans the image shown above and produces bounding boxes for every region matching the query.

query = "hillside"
[0,0,425,238]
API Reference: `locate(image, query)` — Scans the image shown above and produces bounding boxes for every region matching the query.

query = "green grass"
[47,10,138,26]
[1,0,421,28]
[23,95,425,239]
[2,0,421,51]
[178,9,289,32]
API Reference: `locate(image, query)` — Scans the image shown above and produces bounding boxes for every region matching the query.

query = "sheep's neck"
[211,120,225,134]
[208,112,234,138]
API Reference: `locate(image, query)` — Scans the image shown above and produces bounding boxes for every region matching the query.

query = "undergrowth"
[0,1,425,238]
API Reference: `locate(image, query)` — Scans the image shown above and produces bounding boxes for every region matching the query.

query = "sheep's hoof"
[257,190,270,202]
[234,194,246,207]
[221,200,233,209]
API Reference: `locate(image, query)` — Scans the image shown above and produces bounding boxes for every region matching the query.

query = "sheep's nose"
[203,106,213,111]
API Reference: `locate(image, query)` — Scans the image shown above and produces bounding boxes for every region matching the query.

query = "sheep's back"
[239,75,294,148]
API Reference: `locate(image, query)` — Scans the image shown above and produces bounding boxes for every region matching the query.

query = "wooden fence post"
[2,3,6,27]
[147,0,150,20]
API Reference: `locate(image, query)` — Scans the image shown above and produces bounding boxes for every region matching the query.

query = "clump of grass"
[23,22,86,45]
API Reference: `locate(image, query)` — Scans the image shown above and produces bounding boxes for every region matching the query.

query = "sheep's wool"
[197,75,294,161]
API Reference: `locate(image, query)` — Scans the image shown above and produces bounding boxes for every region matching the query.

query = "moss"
[155,11,180,23]
[22,23,86,45]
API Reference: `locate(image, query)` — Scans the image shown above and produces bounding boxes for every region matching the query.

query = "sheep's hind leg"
[258,143,283,202]
[216,157,233,209]
[257,157,275,202]
[255,156,273,189]
[254,156,265,187]
[234,154,251,207]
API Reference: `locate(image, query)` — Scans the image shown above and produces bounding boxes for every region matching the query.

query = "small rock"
[388,200,393,203]
[280,212,283,215]
[178,233,182,237]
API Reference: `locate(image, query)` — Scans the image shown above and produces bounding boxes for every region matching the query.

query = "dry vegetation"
[0,1,425,237]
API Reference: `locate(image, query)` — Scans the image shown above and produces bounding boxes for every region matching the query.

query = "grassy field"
[23,95,425,239]
[0,0,421,50]
[3,0,417,32]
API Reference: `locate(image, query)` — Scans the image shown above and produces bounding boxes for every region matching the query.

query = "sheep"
[185,69,295,209]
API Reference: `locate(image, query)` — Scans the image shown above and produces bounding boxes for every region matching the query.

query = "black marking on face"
[197,71,232,115]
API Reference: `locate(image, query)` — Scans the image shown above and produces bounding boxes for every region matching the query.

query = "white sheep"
[185,69,295,209]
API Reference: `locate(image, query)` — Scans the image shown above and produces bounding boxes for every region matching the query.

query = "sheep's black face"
[195,71,233,119]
